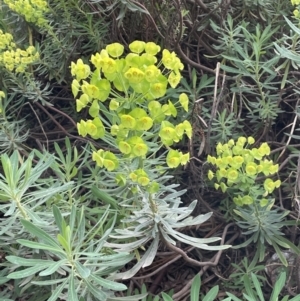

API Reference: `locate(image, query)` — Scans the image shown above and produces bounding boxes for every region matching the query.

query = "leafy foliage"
[1,0,300,300]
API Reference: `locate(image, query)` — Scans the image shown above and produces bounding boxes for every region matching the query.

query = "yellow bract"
[106,43,124,58]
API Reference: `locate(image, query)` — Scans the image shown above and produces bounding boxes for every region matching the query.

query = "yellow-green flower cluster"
[207,137,281,206]
[115,169,159,193]
[92,150,119,171]
[70,41,191,171]
[291,0,300,18]
[4,0,49,26]
[0,91,5,114]
[0,30,39,73]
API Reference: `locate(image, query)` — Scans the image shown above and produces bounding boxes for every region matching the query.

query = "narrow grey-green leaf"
[74,261,90,279]
[251,273,264,301]
[21,219,60,248]
[53,205,63,234]
[270,272,286,301]
[190,274,200,301]
[6,256,53,267]
[68,273,79,301]
[47,278,69,301]
[161,293,173,301]
[202,285,219,301]
[39,259,67,276]
[90,274,127,291]
[107,294,148,301]
[17,239,65,255]
[7,265,47,279]
[32,278,66,286]
[84,279,107,300]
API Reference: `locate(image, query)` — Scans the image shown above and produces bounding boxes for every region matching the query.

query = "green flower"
[102,57,117,73]
[90,117,105,139]
[180,152,190,165]
[132,143,148,157]
[220,182,228,193]
[110,124,119,136]
[125,67,145,84]
[76,93,90,112]
[115,174,126,186]
[230,156,243,169]
[109,99,119,110]
[161,100,177,118]
[258,142,271,156]
[260,198,269,207]
[216,143,223,155]
[207,155,216,165]
[179,93,189,112]
[269,164,279,175]
[233,195,243,206]
[227,168,238,181]
[237,137,247,147]
[251,148,263,160]
[120,114,136,129]
[106,42,124,57]
[264,179,280,194]
[118,141,131,154]
[82,82,99,99]
[137,176,150,186]
[92,79,111,102]
[168,71,182,88]
[136,116,153,131]
[216,168,227,181]
[144,65,160,82]
[216,158,228,169]
[92,149,105,167]
[129,40,146,54]
[257,160,273,176]
[127,136,148,157]
[88,100,99,118]
[149,82,167,98]
[145,42,161,55]
[71,79,80,97]
[208,170,214,180]
[148,181,160,193]
[228,139,235,147]
[241,195,253,205]
[232,145,243,155]
[166,149,181,168]
[77,120,87,137]
[245,162,257,176]
[247,136,255,144]
[183,120,192,139]
[102,151,119,171]
[264,178,275,194]
[71,59,90,81]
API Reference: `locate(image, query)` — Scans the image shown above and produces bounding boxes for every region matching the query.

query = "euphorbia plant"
[207,137,299,265]
[70,41,230,279]
[71,40,192,191]
[207,136,281,207]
